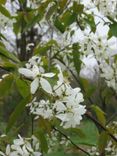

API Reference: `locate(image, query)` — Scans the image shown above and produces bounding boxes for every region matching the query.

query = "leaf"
[34,40,58,55]
[80,78,96,97]
[91,105,106,126]
[0,74,14,97]
[23,0,52,32]
[0,4,11,18]
[54,9,76,33]
[108,22,117,38]
[84,14,96,33]
[13,12,23,34]
[71,120,99,146]
[35,129,48,153]
[6,96,31,133]
[73,2,84,14]
[72,43,82,74]
[0,59,17,71]
[58,0,67,11]
[98,131,108,154]
[0,46,19,63]
[0,0,6,4]
[15,78,30,98]
[38,117,52,136]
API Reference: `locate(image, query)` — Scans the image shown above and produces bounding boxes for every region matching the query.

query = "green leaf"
[0,4,11,18]
[84,14,96,33]
[71,120,99,146]
[6,96,31,133]
[108,22,117,38]
[0,74,14,97]
[15,78,30,98]
[0,0,6,4]
[73,2,84,14]
[23,0,52,32]
[80,78,96,97]
[54,9,76,33]
[34,40,58,55]
[98,131,108,154]
[13,12,23,34]
[0,46,20,63]
[58,0,67,11]
[35,128,48,153]
[0,56,17,71]
[91,105,106,126]
[72,43,82,74]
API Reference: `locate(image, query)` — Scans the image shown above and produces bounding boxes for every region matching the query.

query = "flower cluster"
[92,0,117,19]
[79,33,117,92]
[0,135,41,156]
[19,56,86,129]
[99,58,117,92]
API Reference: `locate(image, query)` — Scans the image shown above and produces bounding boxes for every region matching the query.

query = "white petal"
[0,151,5,156]
[42,73,55,77]
[6,145,11,155]
[31,78,39,94]
[19,68,34,78]
[56,113,66,121]
[40,78,52,94]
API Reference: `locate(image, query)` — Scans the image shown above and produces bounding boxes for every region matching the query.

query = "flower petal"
[42,73,55,77]
[19,68,34,78]
[40,78,52,94]
[31,78,39,94]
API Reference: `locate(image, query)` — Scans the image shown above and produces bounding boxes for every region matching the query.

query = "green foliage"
[35,128,48,153]
[72,43,82,74]
[108,22,117,38]
[98,131,108,154]
[0,4,11,18]
[91,105,106,126]
[71,120,99,146]
[6,95,31,133]
[0,46,19,63]
[15,78,30,98]
[0,74,14,97]
[54,3,84,33]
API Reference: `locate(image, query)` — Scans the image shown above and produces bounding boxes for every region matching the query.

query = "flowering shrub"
[0,0,117,156]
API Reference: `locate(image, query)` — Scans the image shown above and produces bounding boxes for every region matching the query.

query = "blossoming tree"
[0,0,117,155]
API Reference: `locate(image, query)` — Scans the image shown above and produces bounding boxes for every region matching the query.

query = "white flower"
[53,77,86,128]
[28,99,53,120]
[0,135,41,156]
[19,56,55,94]
[93,0,117,18]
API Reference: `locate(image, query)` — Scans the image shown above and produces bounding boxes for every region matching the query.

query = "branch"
[53,127,90,156]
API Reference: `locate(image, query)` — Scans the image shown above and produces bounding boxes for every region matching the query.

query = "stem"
[53,127,90,156]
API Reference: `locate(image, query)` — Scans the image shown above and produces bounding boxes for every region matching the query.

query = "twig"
[53,126,90,156]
